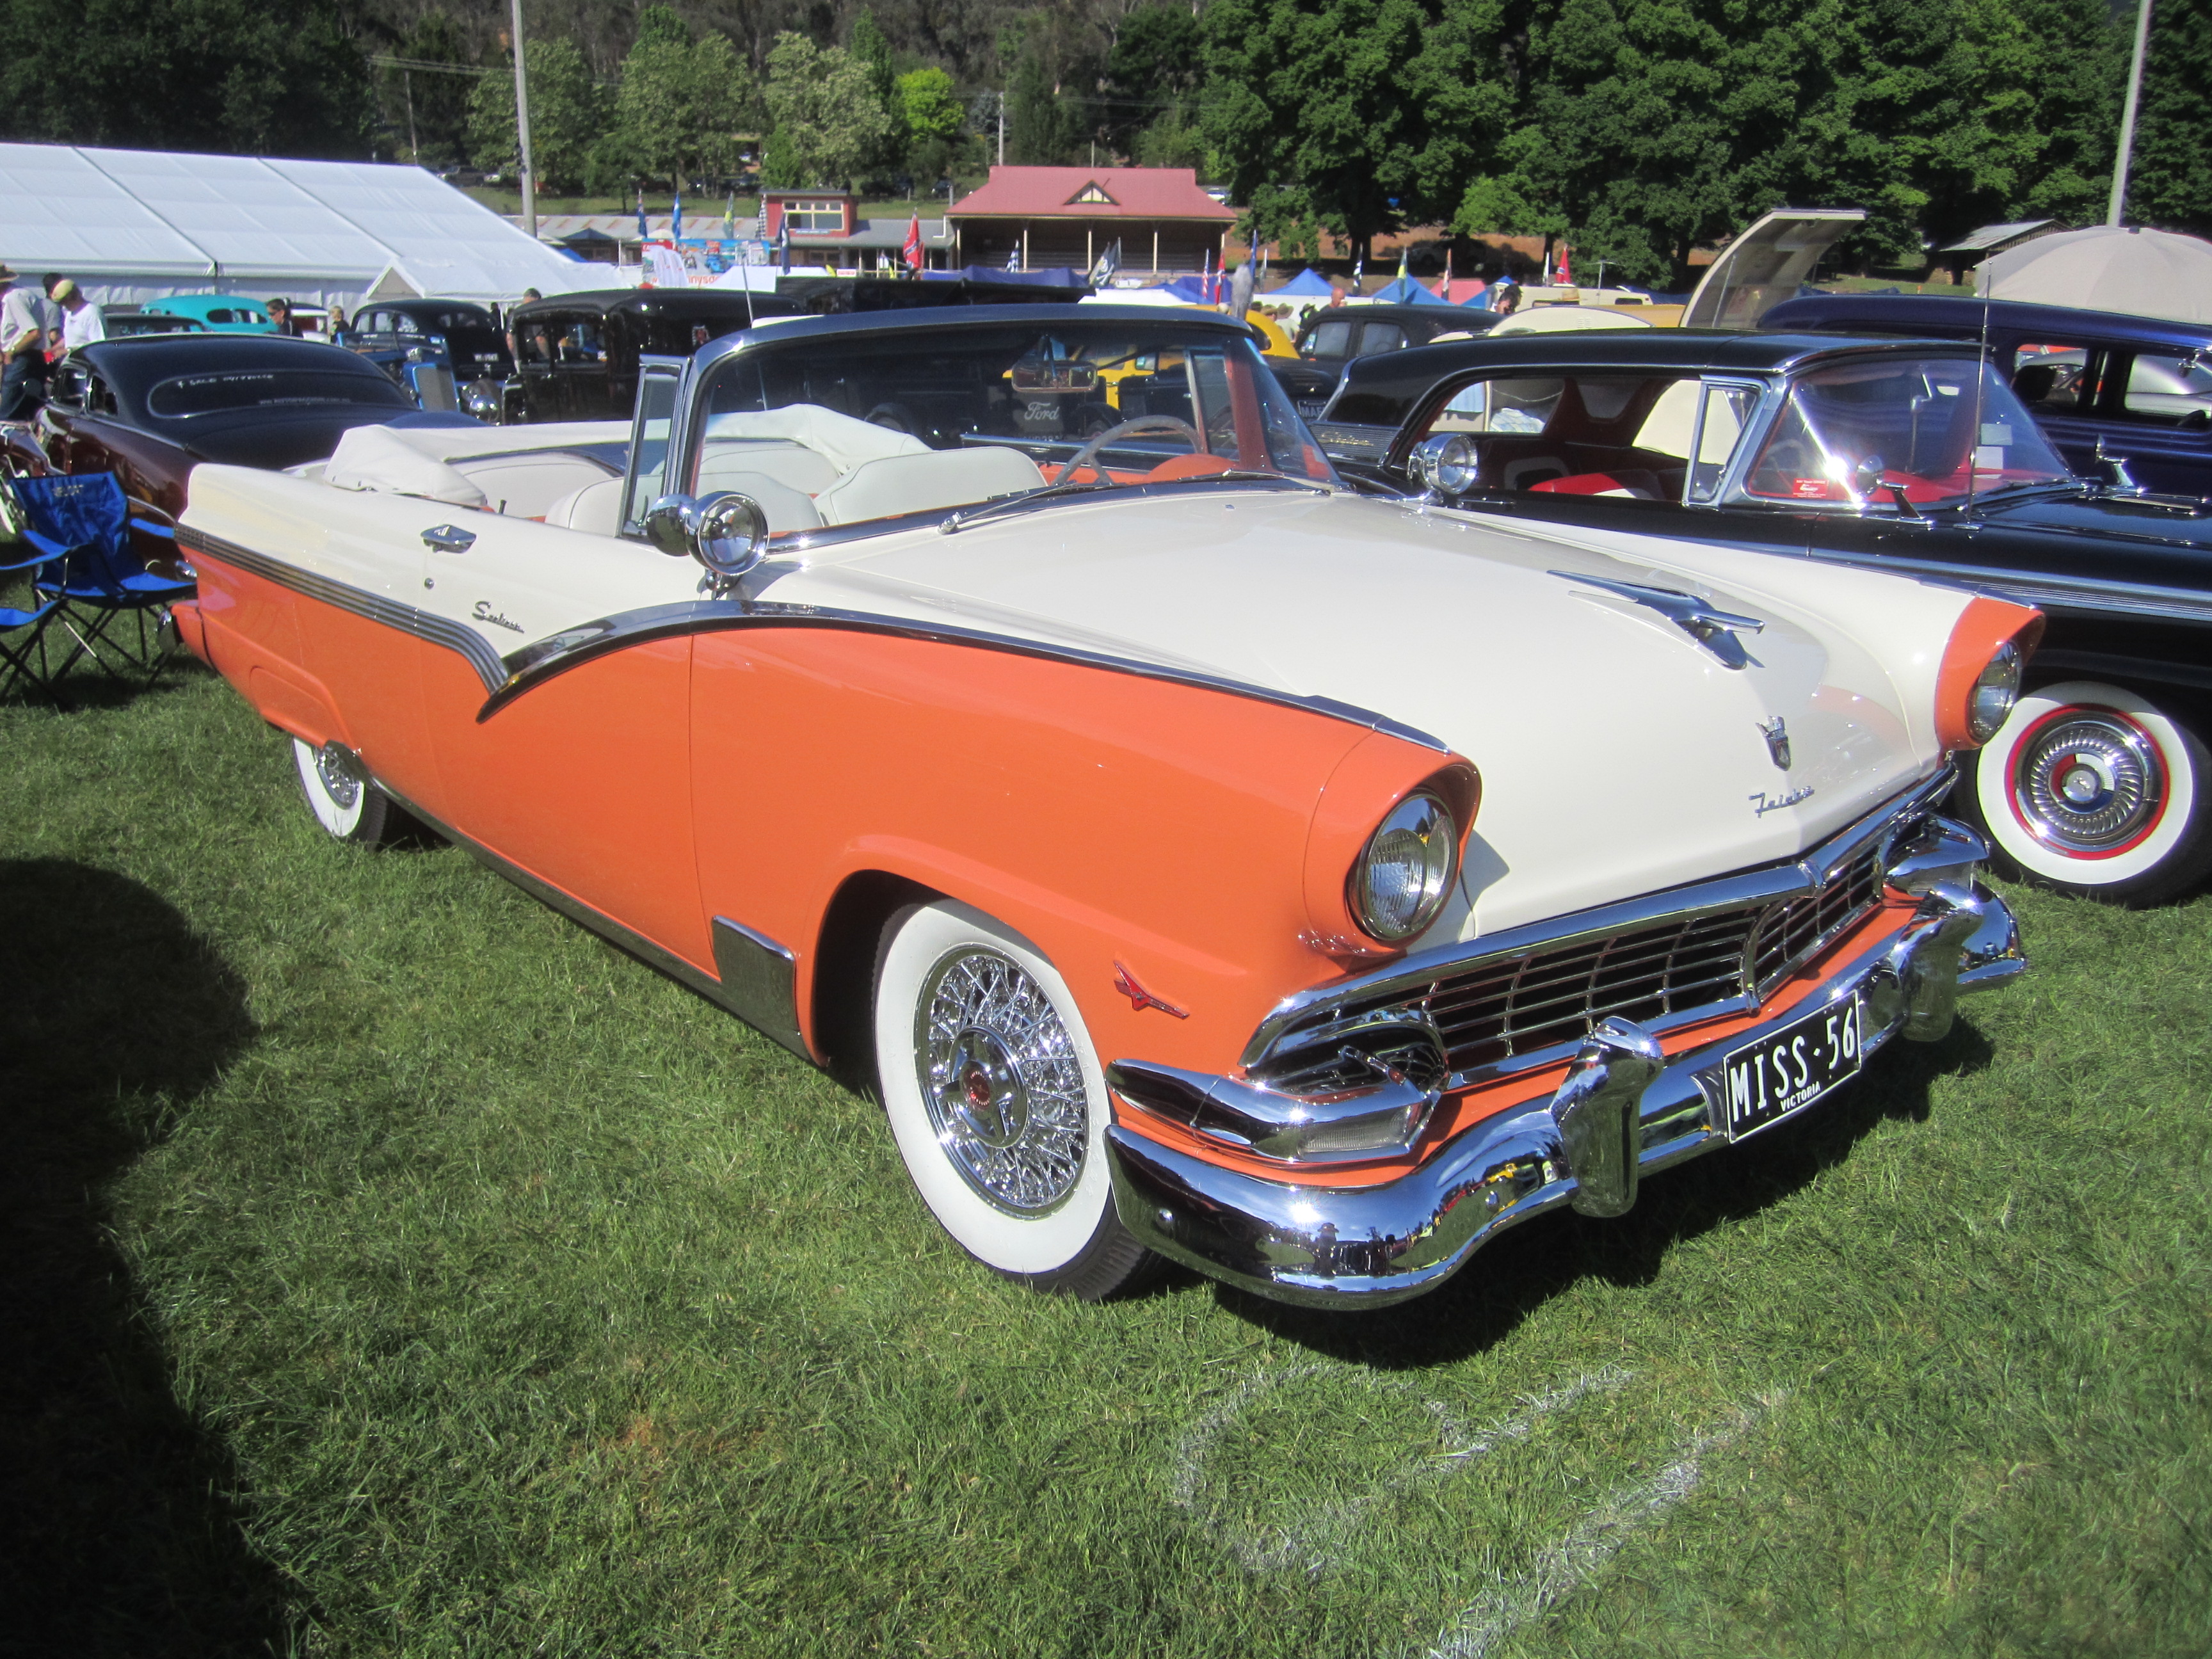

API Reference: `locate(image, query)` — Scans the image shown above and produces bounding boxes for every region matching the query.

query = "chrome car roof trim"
[482,591,1452,751]
[177,525,509,693]
[1238,767,1955,1070]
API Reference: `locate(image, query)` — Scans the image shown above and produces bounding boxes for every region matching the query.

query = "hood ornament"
[1550,570,1765,669]
[1758,716,1792,770]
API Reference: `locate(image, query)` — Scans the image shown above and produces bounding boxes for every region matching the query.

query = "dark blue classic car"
[1761,293,2212,497]
[1320,329,2212,906]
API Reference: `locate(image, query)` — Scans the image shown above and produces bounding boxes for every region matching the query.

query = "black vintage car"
[506,288,805,423]
[346,298,517,419]
[1326,329,2212,904]
[1265,301,1502,419]
[1760,293,2212,497]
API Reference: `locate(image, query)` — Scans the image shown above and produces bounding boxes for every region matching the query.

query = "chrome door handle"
[422,524,476,554]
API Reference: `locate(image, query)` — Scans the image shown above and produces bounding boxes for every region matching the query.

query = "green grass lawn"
[4,663,2209,1656]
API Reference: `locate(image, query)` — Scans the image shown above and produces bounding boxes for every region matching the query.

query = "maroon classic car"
[0,333,428,531]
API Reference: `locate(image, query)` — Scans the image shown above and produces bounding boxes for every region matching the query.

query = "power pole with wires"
[2106,0,2154,226]
[998,92,1006,167]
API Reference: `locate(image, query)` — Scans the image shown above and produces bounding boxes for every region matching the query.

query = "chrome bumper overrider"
[1105,874,2023,1309]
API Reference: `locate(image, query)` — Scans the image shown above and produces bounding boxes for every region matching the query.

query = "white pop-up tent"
[0,141,605,310]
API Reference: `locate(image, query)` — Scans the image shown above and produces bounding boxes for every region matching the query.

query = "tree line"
[0,0,2204,285]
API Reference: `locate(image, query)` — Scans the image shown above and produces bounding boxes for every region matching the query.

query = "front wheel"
[291,736,406,846]
[873,899,1158,1299]
[1960,681,2212,906]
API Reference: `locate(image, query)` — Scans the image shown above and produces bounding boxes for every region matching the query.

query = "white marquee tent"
[0,142,604,310]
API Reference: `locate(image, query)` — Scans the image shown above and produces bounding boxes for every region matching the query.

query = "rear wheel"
[291,736,405,846]
[873,899,1157,1299]
[1962,681,2212,906]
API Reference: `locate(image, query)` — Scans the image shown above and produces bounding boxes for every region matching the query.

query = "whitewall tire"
[291,737,403,846]
[1966,681,2212,906]
[874,899,1157,1299]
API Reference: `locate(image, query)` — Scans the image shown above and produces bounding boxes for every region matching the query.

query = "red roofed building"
[946,166,1238,276]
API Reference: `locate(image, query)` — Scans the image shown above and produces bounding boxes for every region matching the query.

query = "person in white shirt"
[55,278,105,349]
[1,264,56,417]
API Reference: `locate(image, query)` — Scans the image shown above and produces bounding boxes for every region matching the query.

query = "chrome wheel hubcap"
[2013,713,2162,853]
[315,745,362,811]
[915,949,1087,1215]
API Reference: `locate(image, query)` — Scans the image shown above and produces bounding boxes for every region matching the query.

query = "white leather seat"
[543,476,626,536]
[456,454,620,518]
[815,446,1046,526]
[698,440,839,497]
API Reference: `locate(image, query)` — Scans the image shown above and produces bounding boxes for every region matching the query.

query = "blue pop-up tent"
[921,265,1089,289]
[1271,268,1333,298]
[1368,276,1455,307]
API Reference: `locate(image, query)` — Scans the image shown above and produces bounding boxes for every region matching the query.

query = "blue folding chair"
[0,527,68,707]
[8,472,193,686]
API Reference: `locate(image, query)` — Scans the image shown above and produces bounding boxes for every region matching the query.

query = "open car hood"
[1682,209,1867,330]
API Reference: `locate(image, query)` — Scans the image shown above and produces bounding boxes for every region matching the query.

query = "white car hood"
[765,488,1966,940]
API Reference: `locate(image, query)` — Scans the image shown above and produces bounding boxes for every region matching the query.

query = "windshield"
[1742,357,2072,506]
[687,320,1337,530]
[146,367,415,419]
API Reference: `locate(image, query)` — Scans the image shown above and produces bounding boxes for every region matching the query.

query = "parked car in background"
[141,293,276,333]
[346,299,517,420]
[1268,302,1502,420]
[1759,293,2212,497]
[1336,328,2212,903]
[504,288,805,423]
[0,335,435,565]
[102,309,211,337]
[170,304,2031,1308]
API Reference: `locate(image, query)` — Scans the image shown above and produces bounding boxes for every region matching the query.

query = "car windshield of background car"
[1742,357,2070,506]
[1303,318,1354,360]
[694,323,1338,528]
[145,367,417,419]
[1416,373,1733,501]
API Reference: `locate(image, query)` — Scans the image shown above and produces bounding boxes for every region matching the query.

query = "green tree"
[468,36,600,192]
[899,67,968,184]
[847,9,906,175]
[1200,0,1516,264]
[376,10,475,168]
[762,31,895,190]
[1105,5,1202,157]
[614,26,758,190]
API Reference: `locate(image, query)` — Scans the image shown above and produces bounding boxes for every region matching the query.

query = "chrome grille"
[1260,844,1896,1086]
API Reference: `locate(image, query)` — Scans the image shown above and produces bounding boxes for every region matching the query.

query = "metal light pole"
[509,0,538,239]
[2106,0,2153,227]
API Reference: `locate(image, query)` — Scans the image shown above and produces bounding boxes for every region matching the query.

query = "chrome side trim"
[1107,883,2023,1308]
[482,594,1450,750]
[1238,769,1957,1071]
[710,915,809,1058]
[177,524,508,693]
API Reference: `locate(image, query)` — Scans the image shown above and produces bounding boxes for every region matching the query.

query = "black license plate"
[1297,400,1326,418]
[1705,995,1863,1141]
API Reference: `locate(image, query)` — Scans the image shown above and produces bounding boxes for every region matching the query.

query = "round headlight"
[1968,640,2022,743]
[1411,433,1476,497]
[1351,792,1459,942]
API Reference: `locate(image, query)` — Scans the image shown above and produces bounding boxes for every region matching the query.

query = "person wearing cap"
[1,262,58,417]
[55,278,105,349]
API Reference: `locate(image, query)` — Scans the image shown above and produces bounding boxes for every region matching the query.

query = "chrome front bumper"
[1105,879,2023,1309]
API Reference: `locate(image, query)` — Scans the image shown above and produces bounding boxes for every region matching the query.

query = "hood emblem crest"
[1550,570,1766,670]
[1758,716,1792,770]
[1113,962,1189,1019]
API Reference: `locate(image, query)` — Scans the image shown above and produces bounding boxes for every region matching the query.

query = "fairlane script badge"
[1750,785,1816,816]
[472,601,525,633]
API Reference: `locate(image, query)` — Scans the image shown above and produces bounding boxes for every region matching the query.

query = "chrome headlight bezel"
[1349,791,1459,943]
[1968,640,2023,744]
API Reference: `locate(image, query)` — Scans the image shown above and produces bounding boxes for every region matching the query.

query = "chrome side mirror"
[642,491,770,588]
[1849,452,1886,499]
[1409,433,1476,501]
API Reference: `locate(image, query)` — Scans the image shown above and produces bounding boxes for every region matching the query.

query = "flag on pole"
[778,219,792,273]
[1006,244,1020,271]
[1088,237,1121,287]
[723,193,735,241]
[636,189,649,243]
[1396,245,1408,282]
[902,214,924,274]
[1555,243,1573,285]
[671,192,683,242]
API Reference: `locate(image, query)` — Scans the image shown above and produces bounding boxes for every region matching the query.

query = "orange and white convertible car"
[170,306,2039,1307]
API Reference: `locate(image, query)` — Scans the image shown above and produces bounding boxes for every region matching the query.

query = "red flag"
[902,214,923,274]
[1555,243,1573,286]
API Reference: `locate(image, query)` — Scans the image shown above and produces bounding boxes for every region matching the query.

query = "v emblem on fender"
[1114,961,1189,1018]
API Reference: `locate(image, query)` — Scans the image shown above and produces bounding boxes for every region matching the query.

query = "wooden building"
[946,167,1237,276]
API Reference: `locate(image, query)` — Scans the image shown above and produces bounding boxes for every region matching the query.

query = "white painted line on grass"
[1169,1363,1634,1575]
[1420,1394,1778,1659]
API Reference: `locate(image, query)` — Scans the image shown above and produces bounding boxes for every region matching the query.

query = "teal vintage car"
[140,293,276,333]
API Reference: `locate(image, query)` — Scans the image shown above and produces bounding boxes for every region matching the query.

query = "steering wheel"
[1050,415,1205,485]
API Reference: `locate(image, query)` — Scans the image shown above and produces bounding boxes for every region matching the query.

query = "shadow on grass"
[0,646,210,717]
[0,859,298,1657]
[1209,1017,1997,1368]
